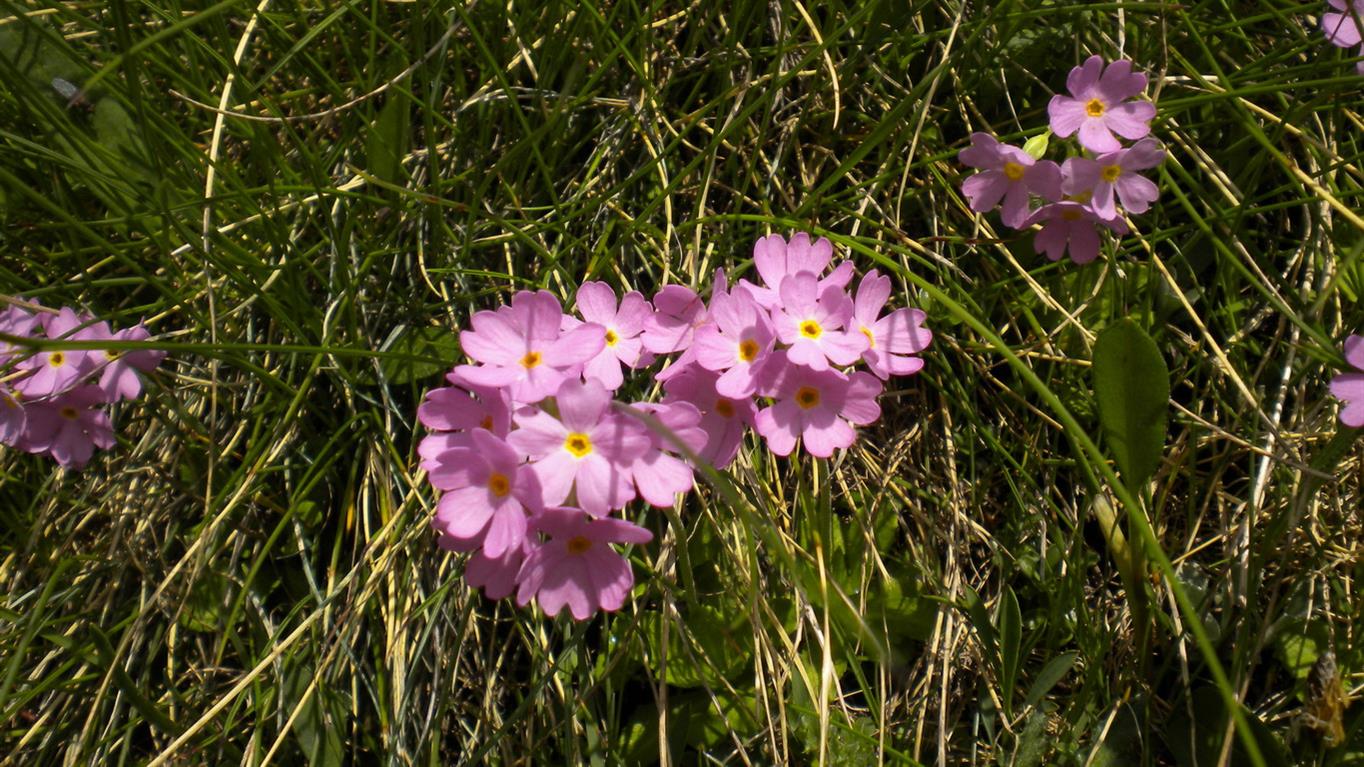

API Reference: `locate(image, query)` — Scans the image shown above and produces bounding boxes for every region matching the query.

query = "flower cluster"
[960,55,1165,265]
[1,302,165,469]
[1322,1,1364,74]
[1330,334,1364,427]
[417,232,932,620]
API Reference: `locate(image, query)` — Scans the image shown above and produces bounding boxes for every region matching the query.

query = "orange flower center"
[795,386,821,410]
[520,351,542,368]
[714,399,736,418]
[738,338,760,362]
[487,472,511,497]
[480,415,494,430]
[1003,161,1026,181]
[566,535,592,555]
[60,406,79,420]
[1085,98,1105,117]
[1061,208,1084,221]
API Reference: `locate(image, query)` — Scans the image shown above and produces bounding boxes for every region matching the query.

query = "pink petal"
[1077,119,1122,153]
[575,281,619,324]
[1048,97,1088,138]
[962,171,1010,214]
[1114,174,1159,214]
[613,291,652,335]
[958,132,1003,169]
[1067,220,1102,264]
[542,323,606,368]
[819,330,869,367]
[877,308,932,354]
[753,233,789,290]
[1344,335,1364,370]
[1096,59,1147,103]
[461,311,523,365]
[1103,102,1156,140]
[854,270,891,325]
[802,418,855,458]
[1067,55,1105,97]
[1324,13,1363,47]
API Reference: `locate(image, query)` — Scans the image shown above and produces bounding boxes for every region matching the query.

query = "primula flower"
[626,402,707,507]
[430,429,544,557]
[437,534,530,601]
[516,506,653,620]
[456,290,604,404]
[0,386,24,446]
[1330,334,1364,427]
[958,133,1063,228]
[0,304,42,357]
[97,325,166,402]
[1048,56,1156,154]
[506,378,648,516]
[20,385,115,469]
[772,273,867,371]
[572,281,652,390]
[851,270,934,379]
[693,284,776,398]
[739,232,854,310]
[1024,201,1130,265]
[754,353,882,458]
[661,364,755,469]
[1323,0,1364,48]
[17,307,98,398]
[641,284,707,355]
[1061,138,1165,220]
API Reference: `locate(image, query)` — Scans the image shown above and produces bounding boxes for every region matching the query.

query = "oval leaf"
[1092,319,1170,488]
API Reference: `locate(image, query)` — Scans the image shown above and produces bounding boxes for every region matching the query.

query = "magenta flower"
[17,307,99,398]
[506,378,648,516]
[851,270,933,379]
[456,290,604,404]
[1323,1,1364,48]
[1330,334,1364,427]
[739,232,854,310]
[0,304,42,356]
[437,534,531,601]
[430,429,544,557]
[627,402,706,506]
[693,284,776,398]
[516,506,653,620]
[20,385,115,469]
[661,364,755,469]
[1024,201,1130,265]
[772,273,867,371]
[1048,56,1156,154]
[96,325,165,402]
[0,385,24,446]
[755,354,882,458]
[958,133,1063,227]
[1061,138,1165,220]
[572,281,652,390]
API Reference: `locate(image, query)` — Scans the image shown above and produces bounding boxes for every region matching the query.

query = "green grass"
[2,0,1364,764]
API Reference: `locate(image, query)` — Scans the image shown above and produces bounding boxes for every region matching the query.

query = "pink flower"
[0,304,42,356]
[1323,1,1364,48]
[20,385,115,469]
[738,232,854,310]
[430,429,544,557]
[693,283,776,397]
[437,534,531,601]
[572,282,652,390]
[0,385,24,446]
[626,402,706,506]
[506,378,648,516]
[754,354,882,458]
[1061,138,1165,220]
[516,506,652,620]
[96,324,165,402]
[17,307,99,399]
[771,273,867,371]
[456,290,604,404]
[1048,56,1156,154]
[958,133,1063,228]
[1330,334,1364,427]
[851,270,933,379]
[1024,201,1130,265]
[661,364,755,469]
[641,284,707,355]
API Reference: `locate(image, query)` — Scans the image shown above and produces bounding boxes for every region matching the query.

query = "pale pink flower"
[572,282,652,390]
[0,385,24,446]
[661,364,755,469]
[1061,138,1165,220]
[438,534,531,601]
[1048,56,1156,154]
[738,232,854,310]
[17,307,99,398]
[693,283,776,398]
[96,324,166,402]
[20,385,115,469]
[1323,1,1364,48]
[771,273,867,371]
[516,506,653,620]
[1330,334,1364,427]
[417,371,512,463]
[1024,201,1130,265]
[641,284,707,355]
[430,429,544,557]
[958,133,1063,227]
[627,402,706,506]
[851,270,933,379]
[456,290,604,404]
[754,353,882,458]
[506,378,648,516]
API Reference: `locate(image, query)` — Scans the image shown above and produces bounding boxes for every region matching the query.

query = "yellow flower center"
[1085,98,1105,118]
[799,320,822,340]
[564,432,593,457]
[714,399,735,418]
[520,351,542,368]
[2,392,19,408]
[604,329,619,347]
[487,472,511,497]
[566,535,593,555]
[795,386,821,410]
[1100,165,1122,183]
[49,352,65,368]
[1061,208,1084,221]
[105,349,121,361]
[860,325,876,348]
[738,338,760,362]
[480,415,494,430]
[60,406,79,420]
[1003,161,1026,181]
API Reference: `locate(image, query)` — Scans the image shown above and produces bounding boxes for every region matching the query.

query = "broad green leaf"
[1092,319,1170,488]
[367,93,410,186]
[1024,651,1077,709]
[998,585,1022,714]
[379,325,461,386]
[1165,687,1290,767]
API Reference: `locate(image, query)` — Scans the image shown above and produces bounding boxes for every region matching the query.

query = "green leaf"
[283,658,347,767]
[367,93,410,186]
[1024,651,1077,709]
[1164,687,1290,767]
[379,325,461,385]
[998,585,1022,714]
[1092,319,1170,488]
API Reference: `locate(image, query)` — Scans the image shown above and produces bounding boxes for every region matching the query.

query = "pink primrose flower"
[516,506,653,620]
[456,290,604,404]
[738,232,854,310]
[641,284,707,355]
[958,133,1063,228]
[1048,56,1156,154]
[661,364,755,469]
[0,304,42,357]
[96,324,166,402]
[693,283,777,398]
[20,385,115,469]
[1330,334,1364,427]
[1061,138,1165,220]
[572,281,653,391]
[851,270,933,379]
[1024,201,1129,265]
[754,353,882,458]
[1324,1,1364,48]
[437,534,532,601]
[417,373,513,471]
[771,273,867,371]
[17,307,99,399]
[430,429,544,558]
[0,385,24,446]
[506,378,648,516]
[626,402,707,507]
